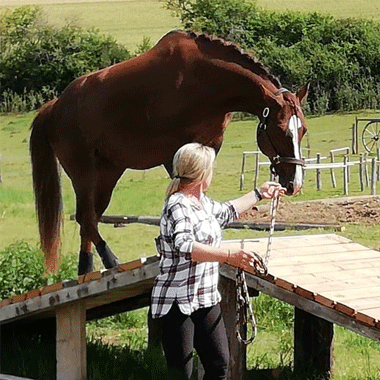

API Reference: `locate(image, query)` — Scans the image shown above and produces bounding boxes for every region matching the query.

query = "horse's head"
[256,82,310,196]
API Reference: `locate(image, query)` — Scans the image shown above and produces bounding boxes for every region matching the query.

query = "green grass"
[2,0,380,52]
[2,2,380,377]
[0,0,180,51]
[1,110,380,260]
[254,0,380,21]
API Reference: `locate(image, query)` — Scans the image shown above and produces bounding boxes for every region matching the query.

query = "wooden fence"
[239,149,379,195]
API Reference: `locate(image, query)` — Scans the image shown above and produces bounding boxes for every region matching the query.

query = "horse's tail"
[30,98,62,272]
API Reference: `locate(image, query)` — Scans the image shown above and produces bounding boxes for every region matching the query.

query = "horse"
[29,30,309,274]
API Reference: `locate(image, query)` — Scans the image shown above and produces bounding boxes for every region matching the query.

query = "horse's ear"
[297,81,311,103]
[260,84,284,107]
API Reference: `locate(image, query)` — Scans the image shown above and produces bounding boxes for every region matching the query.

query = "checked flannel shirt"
[151,192,238,319]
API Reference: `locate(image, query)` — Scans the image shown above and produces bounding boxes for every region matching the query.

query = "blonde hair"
[166,143,216,199]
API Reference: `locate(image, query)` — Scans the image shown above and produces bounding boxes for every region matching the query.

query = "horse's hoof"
[95,240,120,269]
[78,251,94,275]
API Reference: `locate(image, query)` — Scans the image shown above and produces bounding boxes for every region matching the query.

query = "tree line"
[2,1,380,113]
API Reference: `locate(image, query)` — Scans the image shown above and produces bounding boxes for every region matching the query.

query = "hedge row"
[166,0,380,113]
[2,2,380,113]
[0,6,131,112]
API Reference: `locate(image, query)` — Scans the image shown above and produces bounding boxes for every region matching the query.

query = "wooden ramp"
[1,233,380,379]
[222,233,380,341]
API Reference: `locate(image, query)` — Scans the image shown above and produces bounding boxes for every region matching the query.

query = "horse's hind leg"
[75,187,100,275]
[91,167,124,270]
[75,174,119,274]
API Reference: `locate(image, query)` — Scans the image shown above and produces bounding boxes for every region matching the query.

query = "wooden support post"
[377,148,380,181]
[352,123,357,154]
[329,151,336,188]
[254,152,259,189]
[316,153,321,190]
[371,158,377,195]
[239,153,246,191]
[56,302,86,380]
[359,154,365,191]
[219,274,246,380]
[355,118,359,154]
[294,308,334,379]
[343,155,349,195]
[364,154,369,188]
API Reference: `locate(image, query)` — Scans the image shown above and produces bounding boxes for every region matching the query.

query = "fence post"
[364,154,369,188]
[355,117,359,154]
[316,153,321,190]
[371,158,377,195]
[254,152,259,189]
[359,154,364,191]
[343,155,349,195]
[329,151,336,188]
[352,123,357,154]
[239,153,246,191]
[346,148,350,183]
[377,148,380,181]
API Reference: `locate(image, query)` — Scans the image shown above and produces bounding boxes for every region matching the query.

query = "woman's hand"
[258,181,286,200]
[226,249,265,272]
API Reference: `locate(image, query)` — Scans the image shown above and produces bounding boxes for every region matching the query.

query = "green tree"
[165,0,380,113]
[0,6,131,111]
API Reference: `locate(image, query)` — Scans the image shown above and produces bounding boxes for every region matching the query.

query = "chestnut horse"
[30,30,309,273]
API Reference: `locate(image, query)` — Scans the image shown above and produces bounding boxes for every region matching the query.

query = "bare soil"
[244,195,380,226]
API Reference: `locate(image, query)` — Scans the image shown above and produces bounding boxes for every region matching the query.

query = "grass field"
[2,114,378,370]
[0,0,180,49]
[1,0,380,49]
[1,110,380,262]
[1,1,380,378]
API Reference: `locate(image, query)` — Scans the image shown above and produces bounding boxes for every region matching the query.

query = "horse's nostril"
[287,182,294,194]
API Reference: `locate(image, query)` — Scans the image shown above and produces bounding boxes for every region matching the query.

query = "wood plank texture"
[1,234,380,344]
[223,234,380,339]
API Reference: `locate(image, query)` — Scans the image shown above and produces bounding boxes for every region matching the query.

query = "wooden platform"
[1,233,380,379]
[221,233,380,341]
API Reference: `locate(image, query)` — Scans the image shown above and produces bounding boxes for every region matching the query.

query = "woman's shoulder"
[165,192,189,210]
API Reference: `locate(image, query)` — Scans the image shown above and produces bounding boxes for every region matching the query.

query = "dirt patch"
[244,195,380,226]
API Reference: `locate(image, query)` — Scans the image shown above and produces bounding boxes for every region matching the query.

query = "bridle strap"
[274,87,291,96]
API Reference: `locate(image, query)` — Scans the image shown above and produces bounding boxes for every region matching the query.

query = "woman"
[151,142,285,379]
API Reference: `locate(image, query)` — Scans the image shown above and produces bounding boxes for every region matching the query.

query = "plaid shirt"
[151,192,238,318]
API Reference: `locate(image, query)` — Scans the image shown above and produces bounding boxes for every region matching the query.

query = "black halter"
[256,98,305,176]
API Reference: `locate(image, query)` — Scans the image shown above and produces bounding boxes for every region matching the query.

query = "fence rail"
[239,148,379,195]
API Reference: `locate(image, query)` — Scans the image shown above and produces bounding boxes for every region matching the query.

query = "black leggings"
[161,302,229,380]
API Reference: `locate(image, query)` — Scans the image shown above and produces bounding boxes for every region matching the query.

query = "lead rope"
[236,189,281,344]
[262,188,281,274]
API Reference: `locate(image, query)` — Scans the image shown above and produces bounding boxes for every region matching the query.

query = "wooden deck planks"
[223,234,380,338]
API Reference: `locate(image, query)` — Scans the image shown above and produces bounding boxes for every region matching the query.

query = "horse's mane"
[186,30,282,89]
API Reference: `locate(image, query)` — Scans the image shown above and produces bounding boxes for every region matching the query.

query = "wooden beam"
[56,303,86,380]
[0,258,158,326]
[294,308,334,379]
[98,215,341,231]
[220,264,380,342]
